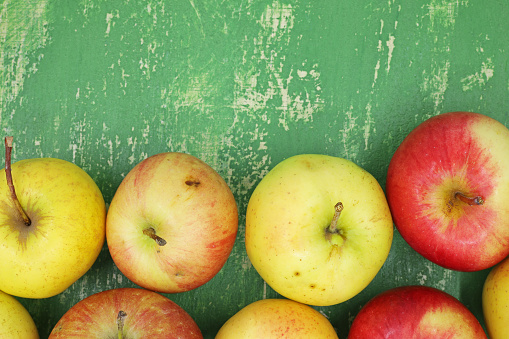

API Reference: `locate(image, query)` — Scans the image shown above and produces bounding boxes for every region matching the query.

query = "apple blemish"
[4,136,31,226]
[185,179,201,187]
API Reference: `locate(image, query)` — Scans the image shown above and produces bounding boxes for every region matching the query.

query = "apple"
[215,298,338,338]
[49,287,202,338]
[482,255,509,339]
[0,290,39,338]
[348,285,487,338]
[245,154,393,306]
[106,152,238,293]
[0,137,106,298]
[386,111,509,271]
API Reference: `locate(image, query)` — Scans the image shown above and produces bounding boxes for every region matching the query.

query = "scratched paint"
[461,58,494,91]
[1,0,508,338]
[0,0,49,126]
[419,0,469,116]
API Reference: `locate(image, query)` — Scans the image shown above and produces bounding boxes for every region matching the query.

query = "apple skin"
[348,285,487,338]
[0,158,106,298]
[106,152,238,293]
[482,255,509,339]
[49,287,202,338]
[215,298,338,338]
[386,112,509,271]
[245,154,393,306]
[0,290,39,338]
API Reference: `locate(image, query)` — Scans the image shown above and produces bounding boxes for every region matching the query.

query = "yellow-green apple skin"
[483,255,509,339]
[49,288,202,338]
[0,290,39,338]
[348,286,487,338]
[106,152,238,293]
[245,154,393,306]
[386,112,509,271]
[0,158,106,298]
[215,298,338,339]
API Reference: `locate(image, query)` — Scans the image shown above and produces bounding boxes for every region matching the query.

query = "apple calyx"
[117,310,127,339]
[326,202,346,243]
[4,136,31,226]
[455,192,484,206]
[143,227,167,246]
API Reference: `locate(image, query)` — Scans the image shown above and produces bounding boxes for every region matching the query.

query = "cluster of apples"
[0,111,508,338]
[238,111,509,338]
[0,143,237,337]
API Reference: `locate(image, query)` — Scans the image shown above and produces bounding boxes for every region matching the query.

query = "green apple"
[246,154,393,306]
[0,290,39,338]
[215,298,338,338]
[106,152,238,293]
[483,255,509,339]
[0,137,106,298]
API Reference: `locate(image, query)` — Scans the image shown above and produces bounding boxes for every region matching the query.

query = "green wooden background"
[1,0,508,338]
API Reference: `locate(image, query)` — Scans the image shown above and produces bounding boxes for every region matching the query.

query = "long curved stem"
[4,137,31,226]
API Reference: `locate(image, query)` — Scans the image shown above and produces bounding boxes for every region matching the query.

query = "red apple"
[49,287,202,338]
[386,112,509,271]
[348,285,487,338]
[106,152,238,293]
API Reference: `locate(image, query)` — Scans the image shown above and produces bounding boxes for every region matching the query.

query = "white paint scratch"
[461,58,494,91]
[421,61,450,111]
[234,2,323,131]
[386,34,396,72]
[105,13,113,35]
[0,0,49,119]
[420,0,468,114]
[339,106,360,159]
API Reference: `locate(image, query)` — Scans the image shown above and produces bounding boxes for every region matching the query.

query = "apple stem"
[455,192,484,206]
[117,310,127,339]
[143,227,167,246]
[4,137,31,226]
[328,202,344,234]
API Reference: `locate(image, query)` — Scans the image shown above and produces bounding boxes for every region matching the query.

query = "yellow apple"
[215,298,338,338]
[246,154,393,306]
[0,290,39,338]
[0,137,106,298]
[483,255,509,339]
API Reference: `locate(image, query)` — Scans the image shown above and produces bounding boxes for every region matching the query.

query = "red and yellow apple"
[482,255,509,339]
[106,152,238,293]
[348,285,487,338]
[215,298,338,338]
[246,154,393,306]
[0,137,106,298]
[49,287,202,338]
[386,112,509,271]
[0,290,39,338]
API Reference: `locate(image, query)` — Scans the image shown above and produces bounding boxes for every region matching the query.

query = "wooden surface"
[1,0,508,337]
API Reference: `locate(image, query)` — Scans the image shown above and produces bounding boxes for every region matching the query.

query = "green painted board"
[1,0,508,337]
